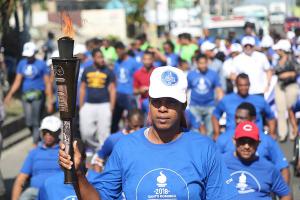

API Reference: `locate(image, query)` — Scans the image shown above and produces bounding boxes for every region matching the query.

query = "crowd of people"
[0,21,300,199]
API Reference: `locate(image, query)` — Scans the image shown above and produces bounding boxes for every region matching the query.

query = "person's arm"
[4,74,23,105]
[267,118,277,139]
[212,115,221,140]
[11,173,29,200]
[280,168,290,185]
[108,82,116,112]
[280,195,292,200]
[59,141,101,200]
[79,82,86,109]
[43,74,53,113]
[215,87,224,101]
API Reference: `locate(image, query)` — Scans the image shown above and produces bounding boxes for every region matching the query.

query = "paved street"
[1,133,300,199]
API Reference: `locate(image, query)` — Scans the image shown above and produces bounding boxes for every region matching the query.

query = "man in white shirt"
[232,36,272,95]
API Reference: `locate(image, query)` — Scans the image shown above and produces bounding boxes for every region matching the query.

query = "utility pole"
[200,0,210,28]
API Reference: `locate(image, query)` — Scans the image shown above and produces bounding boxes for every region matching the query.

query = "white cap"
[230,43,243,53]
[287,31,295,40]
[201,41,216,52]
[149,66,187,103]
[40,116,62,132]
[73,44,86,55]
[273,39,291,52]
[47,50,59,66]
[260,35,274,48]
[241,36,255,46]
[22,42,37,57]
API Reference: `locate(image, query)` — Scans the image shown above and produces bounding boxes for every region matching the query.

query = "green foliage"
[126,0,147,24]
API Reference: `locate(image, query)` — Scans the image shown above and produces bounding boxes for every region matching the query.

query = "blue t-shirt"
[20,144,61,189]
[81,66,115,103]
[213,93,275,131]
[114,56,140,95]
[92,128,237,199]
[17,58,50,92]
[198,37,215,46]
[216,128,288,171]
[224,153,289,200]
[185,109,201,130]
[37,169,99,200]
[187,69,221,106]
[97,131,125,159]
[165,53,179,67]
[76,59,93,105]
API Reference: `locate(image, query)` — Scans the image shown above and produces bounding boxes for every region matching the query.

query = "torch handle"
[62,119,75,184]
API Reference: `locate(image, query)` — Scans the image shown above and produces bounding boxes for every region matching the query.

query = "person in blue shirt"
[111,42,140,133]
[239,22,261,46]
[216,102,290,184]
[59,66,237,200]
[11,116,62,200]
[37,138,100,200]
[4,42,53,144]
[92,108,144,172]
[162,40,179,67]
[187,54,224,136]
[212,73,276,139]
[223,121,291,200]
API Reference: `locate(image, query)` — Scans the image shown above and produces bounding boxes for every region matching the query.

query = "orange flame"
[61,12,75,38]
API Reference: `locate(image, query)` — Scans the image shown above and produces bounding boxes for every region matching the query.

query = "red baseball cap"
[234,121,259,141]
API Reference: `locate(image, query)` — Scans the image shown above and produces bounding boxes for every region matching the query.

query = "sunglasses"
[236,137,258,146]
[42,130,58,136]
[244,44,254,48]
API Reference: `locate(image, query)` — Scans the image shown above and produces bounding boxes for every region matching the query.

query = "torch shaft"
[62,119,75,184]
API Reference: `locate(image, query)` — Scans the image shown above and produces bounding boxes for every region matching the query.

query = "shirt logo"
[231,171,261,194]
[243,124,253,132]
[63,195,78,200]
[156,171,167,187]
[161,71,178,86]
[24,64,38,78]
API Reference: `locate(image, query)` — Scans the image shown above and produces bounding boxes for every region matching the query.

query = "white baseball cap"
[260,35,274,48]
[241,36,255,46]
[273,39,291,52]
[230,43,243,53]
[201,41,216,52]
[22,42,37,57]
[40,115,62,132]
[73,44,87,55]
[149,66,187,103]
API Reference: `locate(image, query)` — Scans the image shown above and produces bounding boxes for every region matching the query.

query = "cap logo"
[243,124,252,132]
[161,70,178,86]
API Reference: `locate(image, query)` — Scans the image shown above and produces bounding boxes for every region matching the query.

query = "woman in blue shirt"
[4,42,53,144]
[59,66,237,199]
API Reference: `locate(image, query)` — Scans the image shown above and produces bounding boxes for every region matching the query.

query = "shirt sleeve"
[213,72,221,88]
[42,61,51,76]
[94,147,122,199]
[262,99,275,120]
[20,150,34,175]
[262,53,271,71]
[16,60,24,75]
[97,137,114,160]
[267,138,289,170]
[133,71,140,89]
[81,68,88,83]
[215,136,226,154]
[213,99,225,119]
[270,166,290,197]
[205,142,238,200]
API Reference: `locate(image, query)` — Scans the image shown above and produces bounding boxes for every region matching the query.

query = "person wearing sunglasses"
[223,121,291,200]
[11,116,62,200]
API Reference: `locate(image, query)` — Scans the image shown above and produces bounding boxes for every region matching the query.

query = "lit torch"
[52,12,80,184]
